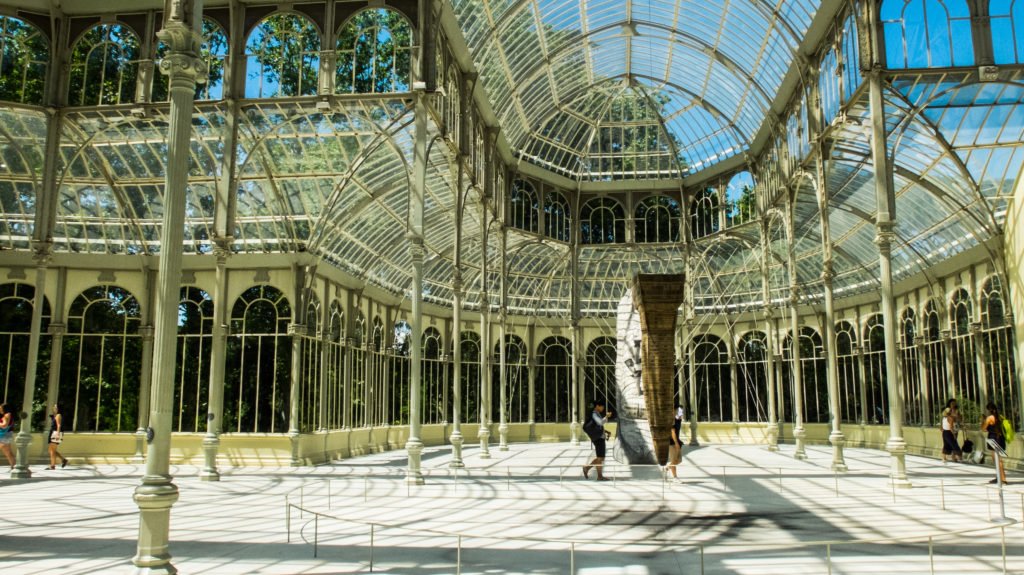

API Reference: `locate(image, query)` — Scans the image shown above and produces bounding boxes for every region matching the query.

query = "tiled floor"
[1,441,1021,574]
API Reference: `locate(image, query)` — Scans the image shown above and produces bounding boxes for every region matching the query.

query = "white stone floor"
[1,441,1022,574]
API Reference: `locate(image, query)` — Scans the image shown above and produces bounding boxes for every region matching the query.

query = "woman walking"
[48,403,68,470]
[941,399,961,463]
[981,402,1008,484]
[0,403,15,469]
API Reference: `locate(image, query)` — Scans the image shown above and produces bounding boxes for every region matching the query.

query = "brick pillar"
[633,274,686,466]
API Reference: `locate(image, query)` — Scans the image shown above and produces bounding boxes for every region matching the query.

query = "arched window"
[737,331,768,422]
[244,13,320,98]
[992,0,1024,64]
[225,285,291,433]
[900,307,924,425]
[366,315,388,426]
[819,48,840,126]
[61,285,141,432]
[536,336,572,422]
[835,321,861,423]
[948,288,979,408]
[173,287,213,433]
[298,294,321,432]
[324,301,345,429]
[444,65,460,142]
[68,24,141,106]
[584,336,617,414]
[580,197,625,244]
[421,326,446,425]
[0,283,50,426]
[690,188,719,239]
[725,171,756,227]
[920,299,947,418]
[634,195,680,243]
[153,18,229,102]
[544,190,571,242]
[336,8,412,94]
[509,179,539,233]
[781,327,827,424]
[880,0,973,68]
[459,331,481,424]
[495,334,529,423]
[387,319,411,425]
[350,310,366,427]
[840,15,862,102]
[0,16,48,105]
[863,315,889,424]
[691,334,730,422]
[980,277,1020,430]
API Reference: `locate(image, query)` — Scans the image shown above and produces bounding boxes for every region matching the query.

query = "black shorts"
[592,437,606,458]
[988,434,1007,452]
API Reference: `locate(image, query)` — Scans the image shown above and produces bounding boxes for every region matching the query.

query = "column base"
[568,421,581,446]
[405,438,424,485]
[498,424,509,451]
[886,436,911,488]
[288,431,302,467]
[11,432,32,479]
[829,430,847,472]
[766,424,779,451]
[449,430,465,468]
[132,429,147,464]
[478,427,491,459]
[793,426,807,460]
[199,434,220,481]
[132,475,180,575]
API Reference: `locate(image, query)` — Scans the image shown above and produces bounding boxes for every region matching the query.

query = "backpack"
[1003,418,1015,443]
[582,414,601,440]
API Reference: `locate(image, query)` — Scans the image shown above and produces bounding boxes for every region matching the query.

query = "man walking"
[582,401,613,481]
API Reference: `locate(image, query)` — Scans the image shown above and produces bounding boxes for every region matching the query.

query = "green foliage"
[336,9,412,94]
[0,16,48,105]
[68,25,140,106]
[245,13,320,98]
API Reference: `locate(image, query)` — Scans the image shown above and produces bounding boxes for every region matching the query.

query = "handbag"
[49,430,63,444]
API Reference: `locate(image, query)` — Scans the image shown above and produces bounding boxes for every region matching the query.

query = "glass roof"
[452,0,820,180]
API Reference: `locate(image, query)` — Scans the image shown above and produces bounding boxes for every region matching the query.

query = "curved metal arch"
[501,20,775,126]
[242,8,325,45]
[55,116,156,255]
[883,86,1003,237]
[481,0,804,53]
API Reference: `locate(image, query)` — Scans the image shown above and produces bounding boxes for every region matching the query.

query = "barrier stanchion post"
[826,543,831,575]
[286,501,291,543]
[301,485,305,517]
[457,534,462,575]
[314,514,319,558]
[890,479,896,504]
[370,523,375,572]
[987,485,993,521]
[928,536,934,575]
[700,544,705,575]
[779,468,783,494]
[570,542,575,575]
[940,480,945,511]
[721,466,727,492]
[507,467,511,492]
[1001,526,1007,575]
[834,473,839,497]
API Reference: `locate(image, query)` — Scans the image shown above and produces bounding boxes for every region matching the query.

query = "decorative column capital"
[212,236,233,261]
[156,18,208,85]
[789,285,800,306]
[874,221,896,256]
[288,323,307,337]
[969,321,983,335]
[406,235,425,259]
[761,306,774,321]
[820,258,834,285]
[139,325,155,341]
[31,240,53,266]
[47,322,66,336]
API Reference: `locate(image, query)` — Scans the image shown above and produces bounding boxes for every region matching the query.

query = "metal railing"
[279,463,1023,574]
